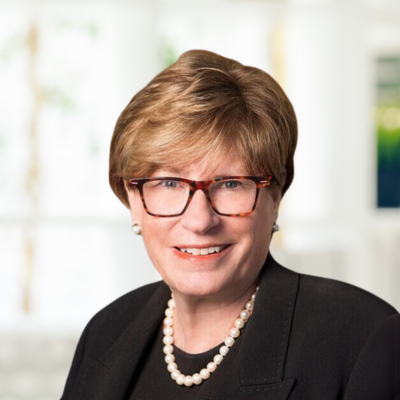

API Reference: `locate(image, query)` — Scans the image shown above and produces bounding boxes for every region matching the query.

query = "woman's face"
[126,150,281,300]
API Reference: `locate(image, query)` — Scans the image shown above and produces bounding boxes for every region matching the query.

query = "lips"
[173,244,232,260]
[176,245,228,256]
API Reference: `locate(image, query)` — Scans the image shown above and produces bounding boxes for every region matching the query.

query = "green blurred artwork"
[376,58,400,208]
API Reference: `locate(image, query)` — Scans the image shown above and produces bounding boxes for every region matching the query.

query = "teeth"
[200,248,208,255]
[178,246,226,255]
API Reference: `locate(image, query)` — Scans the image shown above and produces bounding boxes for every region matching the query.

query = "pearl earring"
[272,223,280,233]
[131,223,142,235]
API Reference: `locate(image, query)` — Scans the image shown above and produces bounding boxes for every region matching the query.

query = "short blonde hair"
[110,50,297,208]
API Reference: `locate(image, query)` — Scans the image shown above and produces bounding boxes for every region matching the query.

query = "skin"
[125,151,281,353]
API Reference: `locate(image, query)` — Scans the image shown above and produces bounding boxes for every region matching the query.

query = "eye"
[225,180,240,189]
[161,180,178,188]
[218,180,242,190]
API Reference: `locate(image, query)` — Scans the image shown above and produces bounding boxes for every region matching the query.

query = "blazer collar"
[238,253,299,385]
[85,254,299,400]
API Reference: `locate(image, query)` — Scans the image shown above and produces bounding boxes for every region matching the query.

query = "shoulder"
[291,269,398,347]
[297,272,398,317]
[269,259,400,396]
[90,280,163,328]
[344,313,400,399]
[82,280,164,354]
[92,280,163,324]
[61,281,165,398]
[269,256,397,319]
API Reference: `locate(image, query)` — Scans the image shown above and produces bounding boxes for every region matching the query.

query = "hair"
[109,49,298,208]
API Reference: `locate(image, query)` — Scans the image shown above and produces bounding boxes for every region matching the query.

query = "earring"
[131,223,142,235]
[272,223,280,233]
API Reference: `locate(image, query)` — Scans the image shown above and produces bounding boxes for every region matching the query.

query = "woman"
[61,50,399,400]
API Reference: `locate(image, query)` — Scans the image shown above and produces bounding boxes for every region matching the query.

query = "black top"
[130,325,243,400]
[61,254,400,400]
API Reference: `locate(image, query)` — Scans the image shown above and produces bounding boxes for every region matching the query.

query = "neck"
[170,281,258,354]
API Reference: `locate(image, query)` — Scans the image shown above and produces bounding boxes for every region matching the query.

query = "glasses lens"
[143,179,190,216]
[210,179,257,215]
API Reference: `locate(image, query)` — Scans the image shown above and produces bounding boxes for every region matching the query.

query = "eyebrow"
[155,167,248,178]
[210,168,249,178]
[154,172,249,180]
[156,167,188,176]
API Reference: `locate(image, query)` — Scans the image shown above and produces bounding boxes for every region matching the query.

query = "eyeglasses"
[127,176,273,217]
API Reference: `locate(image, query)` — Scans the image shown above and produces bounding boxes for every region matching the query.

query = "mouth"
[175,245,230,256]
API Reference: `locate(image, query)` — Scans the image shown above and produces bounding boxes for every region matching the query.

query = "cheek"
[248,193,278,240]
[258,191,279,221]
[141,218,175,253]
[140,219,179,278]
[141,224,162,269]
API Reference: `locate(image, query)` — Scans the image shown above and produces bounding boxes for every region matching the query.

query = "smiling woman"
[61,50,399,400]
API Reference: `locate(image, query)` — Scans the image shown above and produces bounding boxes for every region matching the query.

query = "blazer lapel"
[76,281,170,400]
[198,254,299,400]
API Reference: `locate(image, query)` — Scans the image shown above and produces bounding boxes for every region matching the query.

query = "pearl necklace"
[162,287,259,387]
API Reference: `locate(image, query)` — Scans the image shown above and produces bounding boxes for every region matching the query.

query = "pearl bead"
[230,328,240,338]
[163,336,173,345]
[234,318,245,329]
[219,345,229,356]
[200,368,210,380]
[213,354,223,365]
[171,370,180,380]
[167,362,178,372]
[163,326,173,336]
[207,362,217,372]
[184,376,194,387]
[168,299,176,309]
[163,288,259,387]
[176,374,185,385]
[240,310,250,320]
[164,354,175,364]
[193,373,202,385]
[165,308,174,317]
[163,345,173,354]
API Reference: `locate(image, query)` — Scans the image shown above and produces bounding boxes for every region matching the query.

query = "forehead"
[152,151,248,179]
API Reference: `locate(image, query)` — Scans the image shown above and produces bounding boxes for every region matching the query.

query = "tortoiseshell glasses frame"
[127,175,273,217]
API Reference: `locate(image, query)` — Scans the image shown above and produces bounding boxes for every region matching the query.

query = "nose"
[179,190,220,234]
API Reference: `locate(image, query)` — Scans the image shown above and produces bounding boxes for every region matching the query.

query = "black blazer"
[61,255,400,400]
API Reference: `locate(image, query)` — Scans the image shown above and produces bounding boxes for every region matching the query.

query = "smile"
[177,245,228,256]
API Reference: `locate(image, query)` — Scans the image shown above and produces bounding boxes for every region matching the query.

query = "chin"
[168,272,226,298]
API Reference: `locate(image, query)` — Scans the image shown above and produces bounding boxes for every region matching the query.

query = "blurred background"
[1,0,400,398]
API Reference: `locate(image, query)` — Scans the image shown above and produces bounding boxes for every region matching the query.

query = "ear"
[124,181,143,226]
